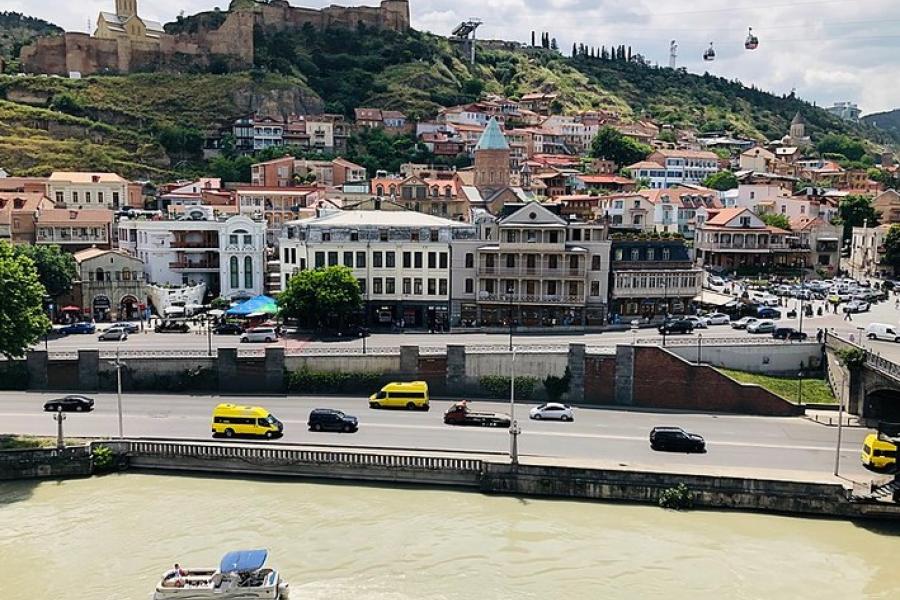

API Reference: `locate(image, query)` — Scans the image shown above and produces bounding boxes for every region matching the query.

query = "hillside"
[0,12,894,178]
[0,12,61,68]
[862,109,900,140]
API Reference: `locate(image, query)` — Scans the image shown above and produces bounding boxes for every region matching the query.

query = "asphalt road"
[0,391,874,481]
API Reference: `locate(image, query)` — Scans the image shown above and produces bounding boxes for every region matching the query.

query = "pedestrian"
[816,328,823,343]
[894,297,898,310]
[843,309,852,321]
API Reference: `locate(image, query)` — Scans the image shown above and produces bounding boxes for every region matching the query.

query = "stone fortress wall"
[20,0,410,76]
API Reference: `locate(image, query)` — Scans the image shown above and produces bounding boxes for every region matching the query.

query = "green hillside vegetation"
[0,12,62,68]
[862,109,900,140]
[0,12,894,179]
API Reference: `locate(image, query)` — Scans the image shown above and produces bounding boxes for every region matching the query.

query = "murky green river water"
[1,473,899,599]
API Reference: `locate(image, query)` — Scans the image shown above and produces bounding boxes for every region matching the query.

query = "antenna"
[669,40,678,69]
[87,17,92,33]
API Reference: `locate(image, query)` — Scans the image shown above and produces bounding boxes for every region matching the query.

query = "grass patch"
[0,435,86,449]
[718,369,837,404]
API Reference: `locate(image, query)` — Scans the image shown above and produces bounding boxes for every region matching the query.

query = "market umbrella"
[61,305,81,311]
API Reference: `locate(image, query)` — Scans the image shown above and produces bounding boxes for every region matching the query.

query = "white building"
[48,171,134,210]
[628,150,721,189]
[117,210,266,301]
[279,210,476,329]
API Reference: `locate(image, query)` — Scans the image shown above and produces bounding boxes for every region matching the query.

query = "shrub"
[0,362,28,390]
[543,367,571,402]
[836,347,867,370]
[479,375,538,400]
[286,368,387,393]
[91,445,115,472]
[658,483,693,509]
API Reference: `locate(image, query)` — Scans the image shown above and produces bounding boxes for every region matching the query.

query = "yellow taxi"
[861,433,897,471]
[211,403,284,439]
[369,381,429,410]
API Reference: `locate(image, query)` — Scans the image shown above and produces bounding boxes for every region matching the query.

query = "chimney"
[91,175,100,183]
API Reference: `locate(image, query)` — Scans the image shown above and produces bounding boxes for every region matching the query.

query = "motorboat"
[153,549,289,599]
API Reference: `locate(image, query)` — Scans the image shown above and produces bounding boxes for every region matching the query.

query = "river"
[1,473,899,600]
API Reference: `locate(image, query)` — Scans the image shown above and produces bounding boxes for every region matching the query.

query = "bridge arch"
[864,388,900,421]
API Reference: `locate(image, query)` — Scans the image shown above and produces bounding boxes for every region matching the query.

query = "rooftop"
[287,210,472,228]
[475,118,510,151]
[48,172,127,184]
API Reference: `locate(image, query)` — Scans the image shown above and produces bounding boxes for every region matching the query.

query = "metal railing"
[866,353,900,383]
[477,293,585,304]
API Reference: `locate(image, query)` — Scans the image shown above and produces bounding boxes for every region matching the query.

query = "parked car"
[58,322,96,335]
[154,320,190,333]
[702,312,731,326]
[308,408,358,433]
[529,403,574,421]
[747,319,776,334]
[319,325,371,340]
[649,427,706,453]
[213,323,243,335]
[658,319,694,335]
[731,317,758,330]
[843,300,870,313]
[240,326,278,343]
[756,307,782,319]
[98,326,128,342]
[682,316,708,329]
[772,327,808,341]
[107,322,139,334]
[866,323,900,343]
[43,395,94,412]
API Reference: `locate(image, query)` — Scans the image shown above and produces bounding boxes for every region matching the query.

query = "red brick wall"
[632,346,802,416]
[584,355,616,405]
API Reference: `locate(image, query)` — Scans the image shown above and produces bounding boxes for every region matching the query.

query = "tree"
[571,42,577,58]
[278,266,362,330]
[702,171,739,191]
[0,241,51,359]
[589,126,653,167]
[816,134,867,163]
[883,224,900,275]
[13,244,76,298]
[550,38,559,52]
[837,194,879,242]
[758,213,791,231]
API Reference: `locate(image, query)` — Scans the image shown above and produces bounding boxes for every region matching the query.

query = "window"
[328,251,338,266]
[428,278,436,295]
[506,230,519,243]
[322,232,331,242]
[526,230,537,243]
[230,256,239,288]
[373,278,383,294]
[386,278,396,294]
[590,281,600,296]
[229,234,238,246]
[548,231,559,243]
[439,252,448,269]
[350,231,359,242]
[85,192,92,203]
[386,252,396,268]
[465,278,474,293]
[414,252,423,268]
[428,252,436,269]
[465,253,474,268]
[740,216,751,227]
[357,279,366,294]
[506,254,516,268]
[72,191,78,203]
[569,255,579,269]
[547,281,558,295]
[439,279,448,295]
[244,256,253,288]
[414,278,423,295]
[402,278,411,295]
[548,255,558,269]
[572,229,582,241]
[647,248,655,261]
[373,252,383,268]
[411,230,420,241]
[380,229,389,242]
[662,248,670,261]
[591,256,601,271]
[315,251,325,268]
[403,252,412,268]
[343,251,353,267]
[55,191,63,204]
[430,229,439,242]
[631,249,640,261]
[283,247,290,263]
[356,251,366,268]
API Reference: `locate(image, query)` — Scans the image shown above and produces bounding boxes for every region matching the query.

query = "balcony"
[696,242,789,252]
[171,237,218,249]
[476,265,586,277]
[477,292,585,305]
[169,260,220,271]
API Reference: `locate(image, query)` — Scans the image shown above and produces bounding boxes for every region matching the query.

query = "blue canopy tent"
[225,295,278,317]
[219,549,268,573]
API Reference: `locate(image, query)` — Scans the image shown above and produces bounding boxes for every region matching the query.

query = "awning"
[226,295,278,316]
[220,549,267,573]
[817,237,839,242]
[61,305,81,312]
[164,306,185,315]
[694,290,737,307]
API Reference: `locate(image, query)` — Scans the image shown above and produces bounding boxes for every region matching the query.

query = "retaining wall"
[666,341,822,375]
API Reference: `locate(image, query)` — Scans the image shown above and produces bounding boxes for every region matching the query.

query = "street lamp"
[797,366,803,407]
[108,347,125,439]
[696,333,703,365]
[53,406,66,449]
[660,281,668,347]
[834,380,846,477]
[206,314,213,357]
[507,283,515,352]
[509,346,520,465]
[797,258,805,335]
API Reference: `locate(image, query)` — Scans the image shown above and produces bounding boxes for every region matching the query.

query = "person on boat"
[164,564,187,586]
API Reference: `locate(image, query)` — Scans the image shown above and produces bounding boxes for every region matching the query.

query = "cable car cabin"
[745,28,759,50]
[703,43,716,61]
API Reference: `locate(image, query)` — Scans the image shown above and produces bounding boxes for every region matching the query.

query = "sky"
[6,0,898,114]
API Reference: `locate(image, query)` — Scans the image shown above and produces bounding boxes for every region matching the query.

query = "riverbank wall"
[2,439,898,520]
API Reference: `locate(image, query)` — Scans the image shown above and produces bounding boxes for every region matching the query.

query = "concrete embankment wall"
[666,342,822,376]
[3,440,898,520]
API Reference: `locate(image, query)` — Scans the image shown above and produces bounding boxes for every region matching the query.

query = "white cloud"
[10,0,899,113]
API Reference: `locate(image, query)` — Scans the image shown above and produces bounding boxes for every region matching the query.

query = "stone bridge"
[825,333,900,421]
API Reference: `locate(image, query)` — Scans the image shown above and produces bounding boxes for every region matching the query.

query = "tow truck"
[443,401,511,427]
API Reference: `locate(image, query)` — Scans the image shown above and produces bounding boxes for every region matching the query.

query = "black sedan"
[213,323,243,335]
[649,426,706,453]
[43,395,95,412]
[772,327,808,341]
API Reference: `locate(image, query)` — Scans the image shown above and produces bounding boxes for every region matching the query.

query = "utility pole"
[696,333,702,365]
[507,284,515,352]
[834,381,846,476]
[509,346,520,465]
[206,315,213,357]
[108,348,125,439]
[53,407,66,449]
[797,258,805,334]
[797,365,804,407]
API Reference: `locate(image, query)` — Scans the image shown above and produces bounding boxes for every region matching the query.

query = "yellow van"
[369,381,429,410]
[211,403,284,439]
[861,433,898,471]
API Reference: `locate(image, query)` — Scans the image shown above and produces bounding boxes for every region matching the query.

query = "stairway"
[854,478,900,502]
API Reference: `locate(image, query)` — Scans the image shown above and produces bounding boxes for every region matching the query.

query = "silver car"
[98,326,128,341]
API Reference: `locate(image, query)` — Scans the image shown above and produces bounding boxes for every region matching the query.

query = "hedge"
[286,368,388,394]
[478,375,538,400]
[0,362,29,390]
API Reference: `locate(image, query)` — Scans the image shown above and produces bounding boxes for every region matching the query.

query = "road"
[0,391,875,481]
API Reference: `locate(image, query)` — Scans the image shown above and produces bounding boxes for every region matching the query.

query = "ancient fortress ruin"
[20,0,411,76]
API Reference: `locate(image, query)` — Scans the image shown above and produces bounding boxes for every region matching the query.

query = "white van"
[866,323,900,343]
[240,327,278,343]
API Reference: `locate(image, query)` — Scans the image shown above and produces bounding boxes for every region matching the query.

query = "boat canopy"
[219,549,268,573]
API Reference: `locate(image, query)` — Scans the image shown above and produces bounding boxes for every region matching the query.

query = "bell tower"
[116,0,138,19]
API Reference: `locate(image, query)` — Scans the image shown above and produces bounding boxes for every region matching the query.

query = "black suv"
[658,319,694,335]
[772,327,808,341]
[308,408,358,433]
[154,320,190,333]
[649,427,706,453]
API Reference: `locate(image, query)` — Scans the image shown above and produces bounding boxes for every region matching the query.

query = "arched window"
[376,185,384,196]
[444,186,452,197]
[244,256,253,289]
[95,268,104,282]
[230,256,239,289]
[431,185,439,197]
